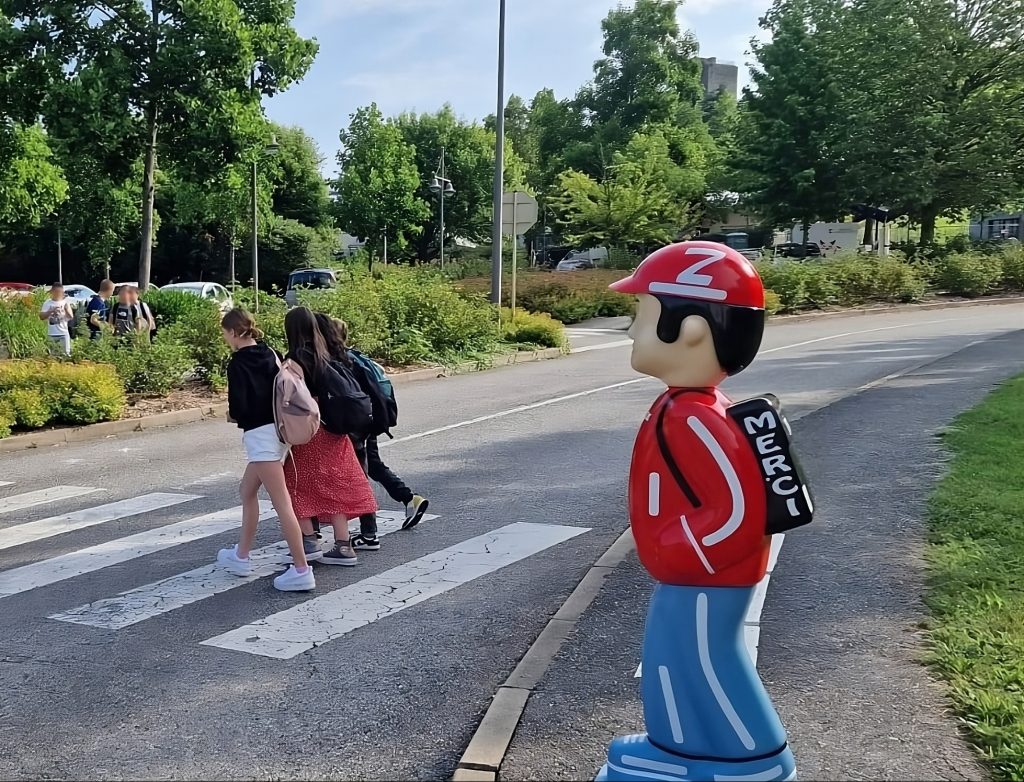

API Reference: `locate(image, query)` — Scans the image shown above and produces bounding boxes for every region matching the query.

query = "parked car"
[0,282,34,296]
[160,282,234,313]
[285,268,337,307]
[113,282,160,295]
[774,243,822,259]
[554,258,596,272]
[63,285,97,305]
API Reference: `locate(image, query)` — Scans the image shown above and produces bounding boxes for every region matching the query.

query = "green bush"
[162,305,231,388]
[763,290,782,315]
[304,266,499,366]
[756,262,808,312]
[872,257,928,302]
[935,252,1004,297]
[500,309,568,349]
[72,332,192,395]
[142,289,211,329]
[0,290,49,359]
[0,359,124,436]
[1000,245,1024,291]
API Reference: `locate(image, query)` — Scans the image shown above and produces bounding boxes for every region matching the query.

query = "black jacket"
[227,344,279,432]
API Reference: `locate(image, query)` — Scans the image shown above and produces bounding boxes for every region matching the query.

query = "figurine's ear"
[680,314,712,348]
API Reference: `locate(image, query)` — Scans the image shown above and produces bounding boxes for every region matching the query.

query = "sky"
[264,0,771,176]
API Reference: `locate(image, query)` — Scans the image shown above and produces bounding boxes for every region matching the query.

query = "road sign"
[501,191,538,236]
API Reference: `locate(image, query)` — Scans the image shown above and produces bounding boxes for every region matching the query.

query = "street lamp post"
[490,0,507,304]
[250,134,280,312]
[429,146,455,268]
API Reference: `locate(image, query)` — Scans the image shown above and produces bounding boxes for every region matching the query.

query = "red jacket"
[629,388,770,587]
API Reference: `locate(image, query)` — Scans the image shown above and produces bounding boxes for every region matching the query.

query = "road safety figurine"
[597,242,814,782]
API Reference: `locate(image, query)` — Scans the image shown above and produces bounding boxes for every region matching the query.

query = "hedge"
[0,359,125,437]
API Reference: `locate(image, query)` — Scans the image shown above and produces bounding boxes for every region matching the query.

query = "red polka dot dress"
[284,426,378,520]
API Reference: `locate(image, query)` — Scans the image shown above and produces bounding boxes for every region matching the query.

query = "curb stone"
[0,347,565,455]
[453,528,635,779]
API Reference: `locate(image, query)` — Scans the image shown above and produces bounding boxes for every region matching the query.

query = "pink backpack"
[273,357,321,446]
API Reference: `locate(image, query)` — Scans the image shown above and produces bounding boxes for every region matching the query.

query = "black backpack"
[347,350,396,438]
[317,359,374,436]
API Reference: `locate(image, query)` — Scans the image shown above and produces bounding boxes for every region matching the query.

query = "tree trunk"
[801,219,810,247]
[862,218,875,248]
[137,0,160,292]
[919,207,938,246]
[138,106,158,291]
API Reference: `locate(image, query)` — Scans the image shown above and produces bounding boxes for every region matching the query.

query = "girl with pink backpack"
[217,308,315,592]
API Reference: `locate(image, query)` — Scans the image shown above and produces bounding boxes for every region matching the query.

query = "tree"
[269,124,332,230]
[0,125,68,230]
[394,106,525,261]
[551,130,694,250]
[2,0,317,289]
[834,0,1024,243]
[334,104,428,260]
[732,0,849,239]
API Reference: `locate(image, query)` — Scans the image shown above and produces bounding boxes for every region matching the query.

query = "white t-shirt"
[41,298,72,337]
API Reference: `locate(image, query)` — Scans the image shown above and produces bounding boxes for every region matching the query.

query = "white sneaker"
[274,565,315,592]
[217,546,253,577]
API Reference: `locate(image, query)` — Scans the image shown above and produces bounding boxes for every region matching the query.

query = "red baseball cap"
[610,241,765,309]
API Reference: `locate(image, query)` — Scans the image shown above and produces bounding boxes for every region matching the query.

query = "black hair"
[284,306,329,378]
[654,295,765,376]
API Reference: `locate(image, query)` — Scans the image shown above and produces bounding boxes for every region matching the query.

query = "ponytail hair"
[221,307,265,341]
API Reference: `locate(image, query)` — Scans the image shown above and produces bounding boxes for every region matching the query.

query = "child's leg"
[237,464,262,559]
[254,461,308,570]
[327,514,351,544]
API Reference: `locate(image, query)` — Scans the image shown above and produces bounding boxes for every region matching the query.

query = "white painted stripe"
[623,754,689,776]
[648,473,660,516]
[767,534,785,573]
[649,281,728,301]
[201,522,589,659]
[744,623,760,667]
[0,486,101,516]
[0,502,274,600]
[0,493,200,552]
[680,515,715,575]
[50,511,437,629]
[714,766,785,781]
[687,417,744,547]
[657,665,685,744]
[696,592,756,750]
[606,762,680,782]
[572,339,633,353]
[384,316,971,452]
[744,574,771,625]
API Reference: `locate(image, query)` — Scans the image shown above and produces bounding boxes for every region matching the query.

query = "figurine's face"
[628,294,727,389]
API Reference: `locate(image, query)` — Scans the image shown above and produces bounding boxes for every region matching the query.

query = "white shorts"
[242,424,287,463]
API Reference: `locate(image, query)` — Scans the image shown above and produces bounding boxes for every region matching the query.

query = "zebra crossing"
[0,481,590,660]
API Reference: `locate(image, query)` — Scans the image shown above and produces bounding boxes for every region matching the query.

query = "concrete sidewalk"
[497,331,1024,781]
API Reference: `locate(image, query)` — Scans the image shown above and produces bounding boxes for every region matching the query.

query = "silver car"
[161,282,234,313]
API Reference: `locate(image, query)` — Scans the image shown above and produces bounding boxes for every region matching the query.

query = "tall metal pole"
[251,158,259,312]
[56,221,63,283]
[250,69,260,313]
[439,146,445,269]
[490,0,506,306]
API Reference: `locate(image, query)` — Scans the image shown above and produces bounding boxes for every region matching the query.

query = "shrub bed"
[0,359,125,437]
[0,289,49,359]
[500,309,568,350]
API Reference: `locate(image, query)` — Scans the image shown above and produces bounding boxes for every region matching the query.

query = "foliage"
[1000,245,1024,291]
[0,290,48,359]
[0,124,68,230]
[72,332,192,395]
[0,0,318,288]
[334,104,429,259]
[269,124,332,230]
[142,289,213,329]
[142,292,232,385]
[925,373,1024,780]
[551,130,696,250]
[500,309,568,350]
[394,106,525,262]
[302,266,500,366]
[0,359,125,436]
[934,252,1004,298]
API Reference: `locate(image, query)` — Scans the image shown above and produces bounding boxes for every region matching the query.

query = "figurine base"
[597,733,796,781]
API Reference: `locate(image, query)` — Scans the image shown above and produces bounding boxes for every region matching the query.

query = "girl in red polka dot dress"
[283,307,377,567]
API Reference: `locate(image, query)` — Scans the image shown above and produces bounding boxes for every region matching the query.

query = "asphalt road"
[0,303,1021,781]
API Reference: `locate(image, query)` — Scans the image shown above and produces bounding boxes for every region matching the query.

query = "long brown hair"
[221,308,264,340]
[314,312,350,364]
[284,306,329,376]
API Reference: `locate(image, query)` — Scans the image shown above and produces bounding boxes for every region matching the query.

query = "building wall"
[700,57,739,100]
